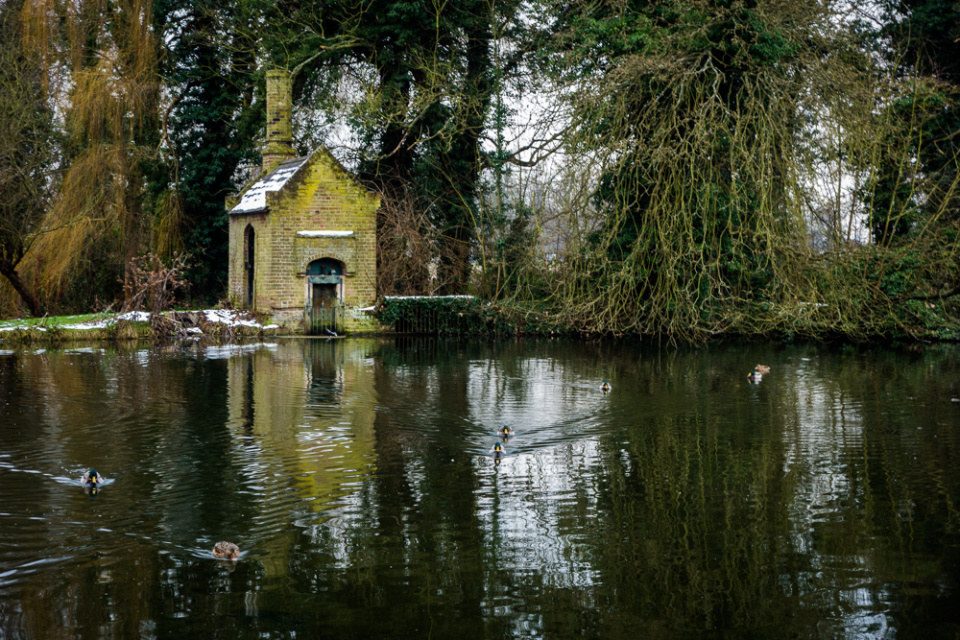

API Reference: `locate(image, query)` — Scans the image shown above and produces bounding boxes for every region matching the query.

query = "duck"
[81,469,105,488]
[747,369,762,384]
[754,364,771,374]
[600,381,612,394]
[491,441,505,456]
[212,541,241,560]
[498,425,512,437]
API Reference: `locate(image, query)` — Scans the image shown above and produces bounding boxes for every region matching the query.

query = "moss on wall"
[228,148,379,334]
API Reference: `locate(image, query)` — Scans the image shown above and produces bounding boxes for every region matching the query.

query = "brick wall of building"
[261,69,298,171]
[228,149,379,332]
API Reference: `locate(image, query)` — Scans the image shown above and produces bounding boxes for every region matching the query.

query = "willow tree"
[864,0,960,245]
[527,0,808,335]
[527,0,960,339]
[20,0,175,309]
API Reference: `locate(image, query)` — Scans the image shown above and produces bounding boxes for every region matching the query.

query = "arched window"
[244,225,255,307]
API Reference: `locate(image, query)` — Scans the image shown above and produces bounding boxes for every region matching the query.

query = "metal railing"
[383,296,479,335]
[392,305,442,334]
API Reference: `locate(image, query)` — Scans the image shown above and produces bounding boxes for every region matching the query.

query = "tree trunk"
[0,262,41,317]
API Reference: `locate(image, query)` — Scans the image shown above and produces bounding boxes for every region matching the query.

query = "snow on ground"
[3,310,276,334]
[62,311,151,330]
[203,309,263,327]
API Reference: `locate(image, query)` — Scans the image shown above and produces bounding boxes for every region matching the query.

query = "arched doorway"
[244,225,255,308]
[306,258,344,334]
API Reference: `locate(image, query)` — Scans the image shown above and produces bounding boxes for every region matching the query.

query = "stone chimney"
[262,69,298,171]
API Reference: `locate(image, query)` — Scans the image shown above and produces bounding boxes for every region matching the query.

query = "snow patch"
[383,295,475,300]
[203,309,262,327]
[296,230,354,238]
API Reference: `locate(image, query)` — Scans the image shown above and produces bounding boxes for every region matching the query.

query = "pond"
[0,338,959,638]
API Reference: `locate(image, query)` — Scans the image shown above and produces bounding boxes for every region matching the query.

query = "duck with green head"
[81,469,104,488]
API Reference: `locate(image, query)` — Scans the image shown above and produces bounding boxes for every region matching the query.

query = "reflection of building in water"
[306,339,343,409]
[241,358,255,437]
[223,340,378,577]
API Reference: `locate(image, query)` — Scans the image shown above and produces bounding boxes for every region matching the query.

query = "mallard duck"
[754,364,771,374]
[498,425,512,437]
[212,541,241,560]
[600,381,612,394]
[81,469,104,487]
[492,441,505,455]
[747,369,762,384]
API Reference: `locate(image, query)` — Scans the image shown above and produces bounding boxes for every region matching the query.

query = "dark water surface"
[1,338,959,639]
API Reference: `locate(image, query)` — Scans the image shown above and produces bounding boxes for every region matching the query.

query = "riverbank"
[3,296,957,345]
[0,309,281,343]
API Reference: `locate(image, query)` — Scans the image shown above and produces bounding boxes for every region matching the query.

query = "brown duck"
[212,541,241,560]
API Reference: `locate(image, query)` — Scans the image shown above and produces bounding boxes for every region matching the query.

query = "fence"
[381,296,487,335]
[391,305,448,334]
[306,305,344,336]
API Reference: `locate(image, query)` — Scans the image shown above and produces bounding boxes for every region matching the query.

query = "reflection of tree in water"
[334,341,960,637]
[4,341,960,637]
[570,413,804,635]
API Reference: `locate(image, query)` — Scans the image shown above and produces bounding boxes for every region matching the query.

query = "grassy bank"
[0,310,280,344]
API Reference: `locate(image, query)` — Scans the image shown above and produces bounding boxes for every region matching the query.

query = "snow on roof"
[296,230,354,238]
[230,157,309,214]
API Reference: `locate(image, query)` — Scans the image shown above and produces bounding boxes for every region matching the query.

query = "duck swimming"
[498,425,512,437]
[492,441,505,455]
[81,469,104,487]
[754,364,771,374]
[600,382,612,394]
[212,541,241,560]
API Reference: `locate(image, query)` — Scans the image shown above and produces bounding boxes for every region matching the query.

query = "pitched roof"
[229,156,309,214]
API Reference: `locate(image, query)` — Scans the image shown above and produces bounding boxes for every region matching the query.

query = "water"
[0,338,958,638]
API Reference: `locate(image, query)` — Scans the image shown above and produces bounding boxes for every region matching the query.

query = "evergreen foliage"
[155,0,262,303]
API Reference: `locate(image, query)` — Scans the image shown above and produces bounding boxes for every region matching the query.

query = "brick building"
[227,69,380,332]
